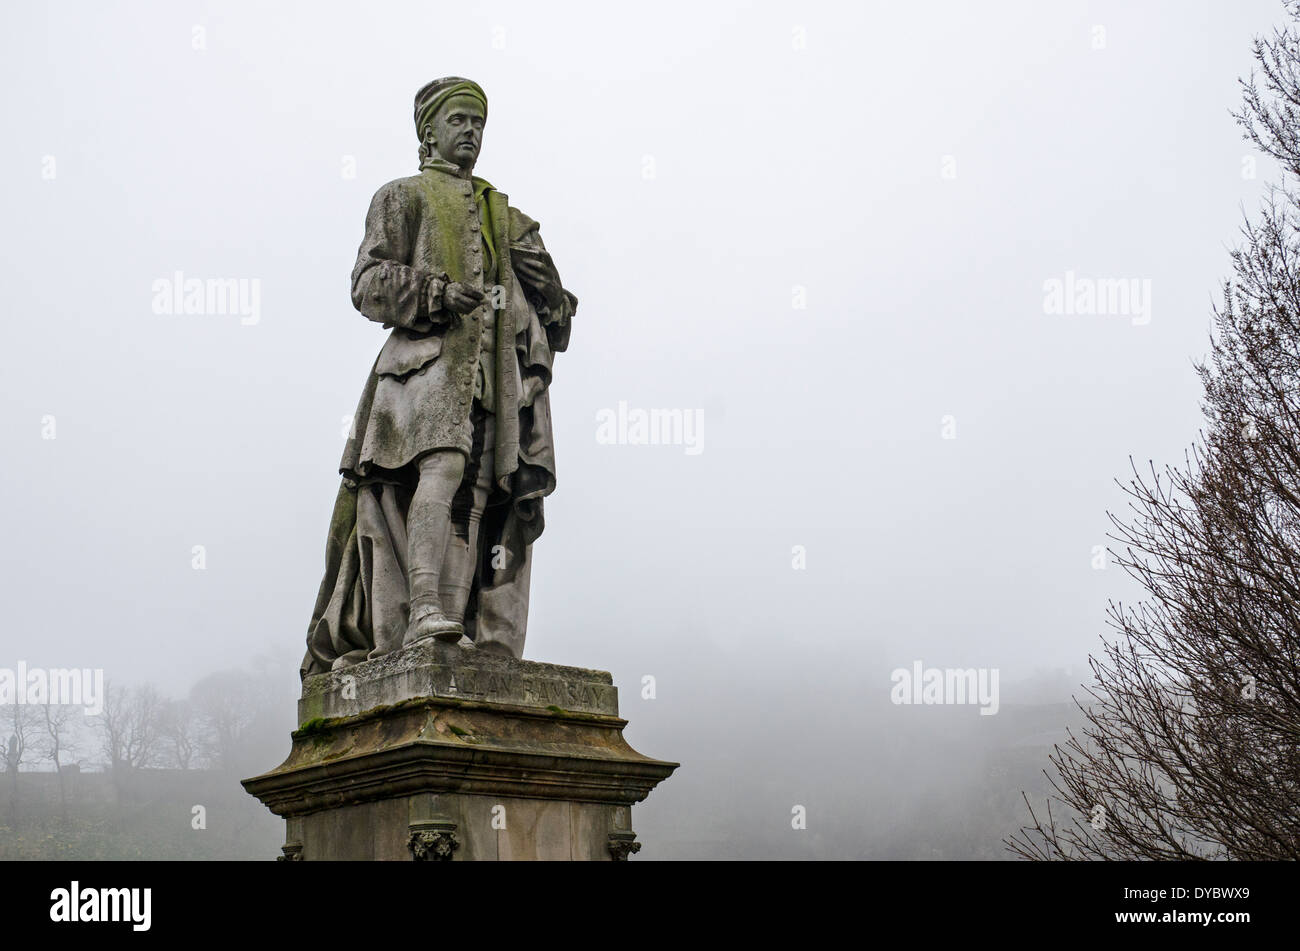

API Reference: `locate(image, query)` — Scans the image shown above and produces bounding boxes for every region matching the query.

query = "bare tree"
[3,701,38,827]
[158,698,200,770]
[3,702,34,773]
[34,701,82,820]
[190,666,282,773]
[1008,4,1300,861]
[96,682,163,774]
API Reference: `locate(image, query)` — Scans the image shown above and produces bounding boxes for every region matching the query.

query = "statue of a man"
[301,77,576,676]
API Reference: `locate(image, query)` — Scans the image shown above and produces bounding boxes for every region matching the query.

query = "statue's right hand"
[442,282,484,316]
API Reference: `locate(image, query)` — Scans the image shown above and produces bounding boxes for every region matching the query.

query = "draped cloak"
[300,160,576,677]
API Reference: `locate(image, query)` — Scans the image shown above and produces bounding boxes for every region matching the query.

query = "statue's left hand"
[513,256,556,289]
[514,257,565,313]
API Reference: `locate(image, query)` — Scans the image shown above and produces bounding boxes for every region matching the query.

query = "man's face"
[430,95,485,170]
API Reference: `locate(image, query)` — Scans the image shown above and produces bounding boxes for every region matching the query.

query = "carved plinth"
[242,642,677,860]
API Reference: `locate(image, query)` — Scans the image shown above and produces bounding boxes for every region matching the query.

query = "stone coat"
[342,158,543,489]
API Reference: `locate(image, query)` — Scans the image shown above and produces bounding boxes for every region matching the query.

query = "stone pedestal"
[241,643,677,861]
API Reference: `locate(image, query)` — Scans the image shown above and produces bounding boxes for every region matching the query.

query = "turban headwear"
[414,77,488,138]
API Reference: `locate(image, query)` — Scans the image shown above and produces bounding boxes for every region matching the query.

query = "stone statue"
[246,81,674,860]
[301,77,577,676]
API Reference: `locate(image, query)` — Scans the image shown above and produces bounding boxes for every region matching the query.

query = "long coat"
[301,159,576,676]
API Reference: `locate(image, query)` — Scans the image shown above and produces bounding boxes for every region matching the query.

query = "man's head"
[414,78,488,171]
